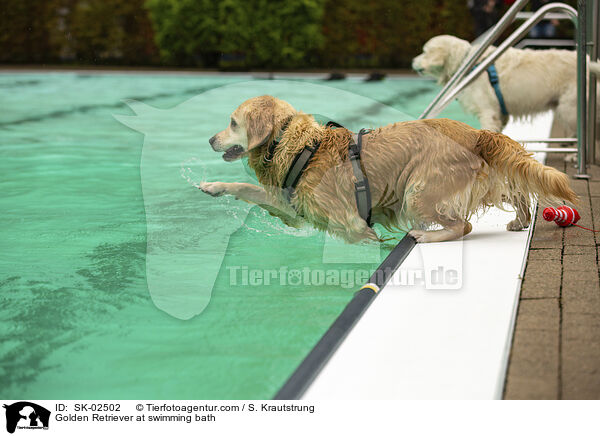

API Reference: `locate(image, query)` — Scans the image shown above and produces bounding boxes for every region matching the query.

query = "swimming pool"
[0,72,478,399]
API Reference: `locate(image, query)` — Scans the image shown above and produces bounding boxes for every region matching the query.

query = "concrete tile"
[569,179,589,197]
[528,248,562,260]
[504,376,559,400]
[564,245,596,256]
[504,327,559,400]
[563,254,598,272]
[562,322,600,399]
[562,270,600,314]
[588,181,600,196]
[520,252,562,300]
[521,268,560,299]
[589,197,600,232]
[530,217,563,249]
[514,299,560,331]
[562,313,600,341]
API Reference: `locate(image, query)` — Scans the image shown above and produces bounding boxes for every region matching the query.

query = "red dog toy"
[542,206,581,227]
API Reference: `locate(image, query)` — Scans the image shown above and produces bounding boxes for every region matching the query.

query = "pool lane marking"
[0,83,225,128]
[273,234,416,400]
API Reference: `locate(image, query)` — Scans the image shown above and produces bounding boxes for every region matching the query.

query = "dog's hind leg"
[506,194,531,231]
[404,179,474,243]
[409,219,472,243]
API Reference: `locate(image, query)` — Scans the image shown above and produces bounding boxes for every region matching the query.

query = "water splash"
[180,157,206,188]
[180,157,315,237]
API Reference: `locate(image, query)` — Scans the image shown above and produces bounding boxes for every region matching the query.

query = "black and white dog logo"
[3,402,50,434]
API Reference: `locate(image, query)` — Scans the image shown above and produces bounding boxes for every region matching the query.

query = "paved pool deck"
[504,156,600,399]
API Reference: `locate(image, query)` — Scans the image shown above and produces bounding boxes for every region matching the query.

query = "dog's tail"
[475,130,578,205]
[591,61,600,78]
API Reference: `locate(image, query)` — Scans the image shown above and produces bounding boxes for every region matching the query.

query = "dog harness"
[472,64,508,116]
[281,139,321,203]
[326,121,373,227]
[485,64,508,116]
[276,120,373,227]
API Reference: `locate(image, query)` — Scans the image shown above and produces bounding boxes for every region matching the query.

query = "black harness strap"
[325,120,344,129]
[348,128,373,227]
[281,140,321,203]
[326,121,373,227]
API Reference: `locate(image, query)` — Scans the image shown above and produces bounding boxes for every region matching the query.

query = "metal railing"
[419,0,596,179]
[515,39,575,49]
[514,10,574,49]
[589,0,599,165]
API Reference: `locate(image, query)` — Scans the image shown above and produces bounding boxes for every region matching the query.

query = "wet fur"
[203,96,577,243]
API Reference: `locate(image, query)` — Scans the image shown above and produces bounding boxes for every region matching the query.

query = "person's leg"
[529,23,542,38]
[543,21,557,38]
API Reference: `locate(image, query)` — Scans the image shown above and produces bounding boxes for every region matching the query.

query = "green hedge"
[0,0,158,64]
[0,0,55,63]
[144,0,474,69]
[145,0,325,68]
[3,0,575,69]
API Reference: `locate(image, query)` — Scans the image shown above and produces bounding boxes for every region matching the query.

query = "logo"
[3,402,50,434]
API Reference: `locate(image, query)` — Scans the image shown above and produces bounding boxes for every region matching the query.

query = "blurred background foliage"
[0,0,576,69]
[0,0,158,64]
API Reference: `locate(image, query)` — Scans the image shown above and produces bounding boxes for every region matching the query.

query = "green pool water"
[0,72,478,399]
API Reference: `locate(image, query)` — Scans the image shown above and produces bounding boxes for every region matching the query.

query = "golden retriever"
[201,95,576,243]
[412,34,600,134]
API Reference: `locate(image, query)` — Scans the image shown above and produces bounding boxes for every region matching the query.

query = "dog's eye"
[230,119,237,128]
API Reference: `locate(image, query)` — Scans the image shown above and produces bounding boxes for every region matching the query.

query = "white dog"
[412,34,600,135]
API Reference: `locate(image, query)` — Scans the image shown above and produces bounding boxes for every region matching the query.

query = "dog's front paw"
[199,182,227,197]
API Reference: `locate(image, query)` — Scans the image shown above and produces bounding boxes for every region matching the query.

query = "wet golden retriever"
[201,96,576,243]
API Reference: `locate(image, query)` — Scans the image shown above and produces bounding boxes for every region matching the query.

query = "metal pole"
[589,0,598,165]
[575,0,589,178]
[519,138,578,143]
[273,235,416,400]
[419,0,530,120]
[527,148,578,152]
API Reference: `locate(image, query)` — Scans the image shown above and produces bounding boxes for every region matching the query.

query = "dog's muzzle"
[412,59,425,75]
[209,135,218,150]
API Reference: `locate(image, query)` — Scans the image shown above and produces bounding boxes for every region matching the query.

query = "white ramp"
[303,113,552,399]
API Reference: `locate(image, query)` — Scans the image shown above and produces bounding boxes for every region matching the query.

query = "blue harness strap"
[484,64,509,116]
[471,63,508,116]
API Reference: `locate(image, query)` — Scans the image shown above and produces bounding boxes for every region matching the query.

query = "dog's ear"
[246,99,275,151]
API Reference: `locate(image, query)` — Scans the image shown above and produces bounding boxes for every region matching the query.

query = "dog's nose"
[209,135,216,146]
